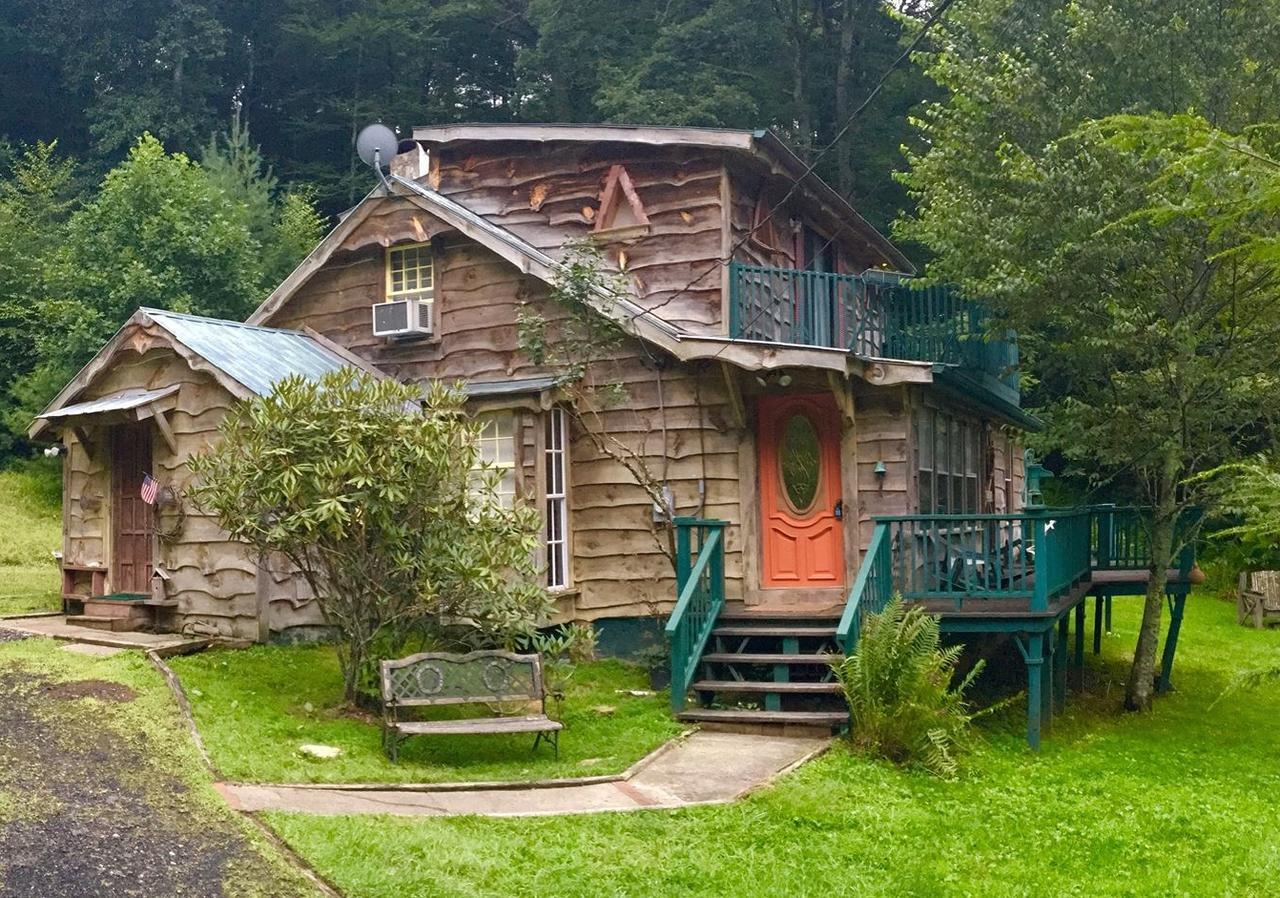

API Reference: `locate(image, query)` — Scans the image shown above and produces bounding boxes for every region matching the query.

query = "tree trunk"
[1124,450,1179,711]
[834,2,857,197]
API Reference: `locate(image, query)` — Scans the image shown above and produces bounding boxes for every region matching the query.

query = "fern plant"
[832,595,983,778]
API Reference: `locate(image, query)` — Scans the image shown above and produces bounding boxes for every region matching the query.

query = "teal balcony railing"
[837,506,1199,655]
[727,261,1019,395]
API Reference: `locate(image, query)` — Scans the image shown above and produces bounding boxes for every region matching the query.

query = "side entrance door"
[111,422,153,594]
[758,393,845,588]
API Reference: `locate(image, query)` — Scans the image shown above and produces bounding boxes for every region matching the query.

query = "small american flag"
[140,474,159,505]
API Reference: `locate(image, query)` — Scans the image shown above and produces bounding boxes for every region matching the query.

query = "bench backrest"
[1243,570,1280,610]
[380,650,545,707]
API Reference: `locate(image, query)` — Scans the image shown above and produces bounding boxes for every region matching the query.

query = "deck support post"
[1054,617,1069,710]
[1072,601,1085,690]
[1104,596,1113,632]
[1156,592,1187,695]
[1093,594,1104,654]
[1015,632,1046,751]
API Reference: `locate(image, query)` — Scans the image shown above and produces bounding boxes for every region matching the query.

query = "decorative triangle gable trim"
[593,165,651,236]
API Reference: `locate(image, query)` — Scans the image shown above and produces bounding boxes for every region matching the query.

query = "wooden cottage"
[37,124,1191,744]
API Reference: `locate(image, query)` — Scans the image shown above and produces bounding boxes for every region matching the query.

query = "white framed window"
[544,407,570,590]
[473,412,516,509]
[386,242,434,302]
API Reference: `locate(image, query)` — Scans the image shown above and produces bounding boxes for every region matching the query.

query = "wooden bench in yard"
[1239,570,1280,629]
[380,650,563,762]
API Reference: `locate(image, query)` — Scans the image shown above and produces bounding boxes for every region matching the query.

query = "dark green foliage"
[188,370,551,702]
[832,596,982,777]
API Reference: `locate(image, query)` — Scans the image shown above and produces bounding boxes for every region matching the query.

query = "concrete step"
[678,708,848,727]
[692,679,843,694]
[66,614,139,633]
[701,652,841,665]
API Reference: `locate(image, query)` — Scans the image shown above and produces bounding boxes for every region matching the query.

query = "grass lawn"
[267,594,1280,898]
[170,645,683,784]
[0,460,61,616]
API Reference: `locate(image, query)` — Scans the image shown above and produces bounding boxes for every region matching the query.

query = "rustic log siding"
[56,347,305,641]
[264,197,750,622]
[853,387,912,552]
[428,143,727,332]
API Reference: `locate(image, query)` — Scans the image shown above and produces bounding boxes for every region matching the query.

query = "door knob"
[833,499,844,520]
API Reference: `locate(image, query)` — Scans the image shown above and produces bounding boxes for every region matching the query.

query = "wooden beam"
[827,371,855,426]
[720,362,747,430]
[150,405,178,455]
[72,427,95,460]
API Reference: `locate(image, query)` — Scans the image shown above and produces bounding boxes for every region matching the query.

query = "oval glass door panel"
[779,414,821,514]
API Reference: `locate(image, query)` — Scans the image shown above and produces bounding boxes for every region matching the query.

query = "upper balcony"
[727,261,1022,411]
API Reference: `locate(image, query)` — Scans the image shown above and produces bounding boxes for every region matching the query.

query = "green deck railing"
[665,517,727,713]
[837,506,1197,654]
[727,262,1019,392]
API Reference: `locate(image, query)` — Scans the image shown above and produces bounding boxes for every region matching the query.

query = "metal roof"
[463,375,563,398]
[144,309,352,396]
[41,385,180,419]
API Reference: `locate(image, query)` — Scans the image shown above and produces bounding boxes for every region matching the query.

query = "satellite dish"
[356,123,399,170]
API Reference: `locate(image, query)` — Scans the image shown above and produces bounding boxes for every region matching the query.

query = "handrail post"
[674,516,694,594]
[1028,508,1049,612]
[1094,503,1114,569]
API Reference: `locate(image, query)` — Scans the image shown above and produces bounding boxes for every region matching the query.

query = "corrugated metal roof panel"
[144,309,351,395]
[42,385,180,419]
[463,375,562,398]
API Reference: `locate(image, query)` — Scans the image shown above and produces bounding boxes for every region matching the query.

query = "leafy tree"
[189,371,551,702]
[896,0,1280,711]
[832,596,983,778]
[30,134,265,382]
[200,115,326,285]
[0,143,81,452]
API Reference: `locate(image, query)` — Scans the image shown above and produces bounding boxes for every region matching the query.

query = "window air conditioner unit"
[372,297,432,338]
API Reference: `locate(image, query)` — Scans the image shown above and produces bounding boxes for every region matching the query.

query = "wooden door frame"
[755,392,846,591]
[109,421,154,595]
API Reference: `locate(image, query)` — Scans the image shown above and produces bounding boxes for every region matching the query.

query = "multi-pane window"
[915,406,983,514]
[544,408,570,590]
[473,412,516,509]
[386,243,434,301]
[1003,434,1017,513]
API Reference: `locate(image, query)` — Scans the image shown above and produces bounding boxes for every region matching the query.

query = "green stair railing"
[665,517,727,713]
[836,522,892,653]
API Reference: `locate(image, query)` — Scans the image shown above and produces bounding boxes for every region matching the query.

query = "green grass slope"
[0,459,61,615]
[268,595,1280,898]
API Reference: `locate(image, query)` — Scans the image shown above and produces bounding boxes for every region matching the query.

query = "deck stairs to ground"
[676,606,850,732]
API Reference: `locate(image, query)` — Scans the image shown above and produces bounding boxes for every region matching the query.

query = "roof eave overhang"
[29,309,256,441]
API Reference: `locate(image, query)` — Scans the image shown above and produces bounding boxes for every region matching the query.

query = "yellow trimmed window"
[386,242,434,302]
[472,412,517,509]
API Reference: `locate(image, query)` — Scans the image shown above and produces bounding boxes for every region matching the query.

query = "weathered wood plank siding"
[427,142,727,333]
[266,200,747,621]
[58,346,318,640]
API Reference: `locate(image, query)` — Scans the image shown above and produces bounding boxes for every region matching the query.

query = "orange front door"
[758,394,845,588]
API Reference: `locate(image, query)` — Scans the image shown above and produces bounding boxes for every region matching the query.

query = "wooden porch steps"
[678,614,849,734]
[700,652,841,665]
[711,625,836,638]
[678,709,848,726]
[691,679,842,694]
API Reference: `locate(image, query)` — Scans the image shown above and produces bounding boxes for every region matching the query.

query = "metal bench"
[379,650,563,762]
[1239,570,1280,629]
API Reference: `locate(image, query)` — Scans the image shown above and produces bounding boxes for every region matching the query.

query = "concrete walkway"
[216,730,830,818]
[0,613,208,655]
